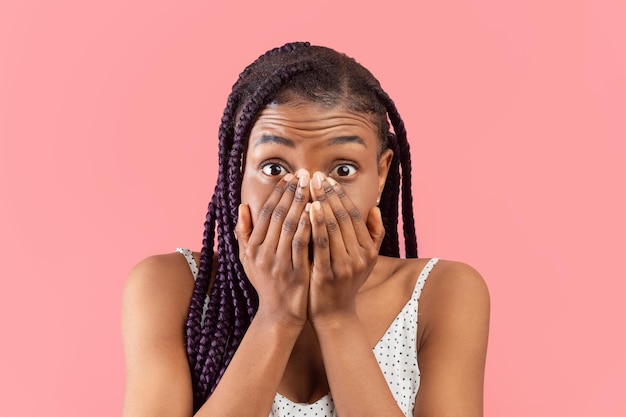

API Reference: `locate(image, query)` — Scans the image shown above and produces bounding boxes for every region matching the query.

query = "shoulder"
[122,251,200,338]
[124,251,198,302]
[416,258,490,350]
[424,259,489,303]
[411,260,489,413]
[121,251,199,416]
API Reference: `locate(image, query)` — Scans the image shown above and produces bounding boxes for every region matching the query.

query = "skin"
[121,101,490,417]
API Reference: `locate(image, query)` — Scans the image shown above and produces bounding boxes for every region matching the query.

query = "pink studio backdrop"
[0,1,624,416]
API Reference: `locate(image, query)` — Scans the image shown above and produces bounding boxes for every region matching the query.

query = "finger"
[366,206,386,251]
[323,176,360,251]
[248,173,295,247]
[292,203,312,272]
[310,172,346,259]
[263,173,301,251]
[309,200,331,275]
[277,170,311,256]
[235,204,253,255]
[329,179,374,248]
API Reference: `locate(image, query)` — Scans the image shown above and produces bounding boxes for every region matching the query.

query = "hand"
[235,171,312,329]
[307,172,385,325]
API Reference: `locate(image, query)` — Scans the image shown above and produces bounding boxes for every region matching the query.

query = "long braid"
[359,83,417,258]
[186,42,418,410]
[374,88,418,258]
[379,132,401,257]
[187,43,314,410]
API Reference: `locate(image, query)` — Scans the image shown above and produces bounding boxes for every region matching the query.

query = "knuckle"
[334,209,350,223]
[313,215,326,227]
[282,218,297,233]
[294,188,306,203]
[315,235,329,248]
[348,207,362,222]
[323,184,334,195]
[334,264,348,277]
[335,187,347,199]
[285,182,297,195]
[272,264,289,277]
[256,256,271,271]
[271,205,288,223]
[242,245,255,258]
[292,235,308,250]
[259,204,273,220]
[355,258,367,271]
[298,216,310,229]
[326,221,339,233]
[273,182,286,194]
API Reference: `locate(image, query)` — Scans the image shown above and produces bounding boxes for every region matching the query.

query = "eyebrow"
[253,135,295,148]
[253,135,366,148]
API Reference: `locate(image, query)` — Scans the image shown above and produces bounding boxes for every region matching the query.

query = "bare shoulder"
[412,259,490,415]
[423,259,490,306]
[416,258,490,351]
[122,252,200,341]
[122,251,199,340]
[121,252,200,417]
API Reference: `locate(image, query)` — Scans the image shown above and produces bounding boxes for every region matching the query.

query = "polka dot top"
[176,248,439,417]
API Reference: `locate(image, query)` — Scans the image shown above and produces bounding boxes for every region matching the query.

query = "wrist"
[309,308,360,333]
[253,307,307,335]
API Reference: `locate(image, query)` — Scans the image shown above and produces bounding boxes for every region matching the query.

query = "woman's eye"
[331,164,357,177]
[261,163,287,176]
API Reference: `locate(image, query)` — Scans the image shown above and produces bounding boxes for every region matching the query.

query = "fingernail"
[312,172,323,190]
[326,177,337,186]
[299,173,309,188]
[305,202,311,212]
[284,173,294,182]
[312,201,322,211]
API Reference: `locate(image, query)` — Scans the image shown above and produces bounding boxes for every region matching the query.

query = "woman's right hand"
[235,170,312,330]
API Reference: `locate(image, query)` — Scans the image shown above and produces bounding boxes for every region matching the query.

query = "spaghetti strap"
[412,257,439,303]
[176,248,199,280]
[176,248,208,325]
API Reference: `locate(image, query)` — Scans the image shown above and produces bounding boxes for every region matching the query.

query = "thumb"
[366,206,385,250]
[235,204,252,250]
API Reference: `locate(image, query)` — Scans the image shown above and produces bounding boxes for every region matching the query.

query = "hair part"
[186,41,418,411]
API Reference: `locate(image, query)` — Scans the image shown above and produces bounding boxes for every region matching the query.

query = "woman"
[122,42,490,417]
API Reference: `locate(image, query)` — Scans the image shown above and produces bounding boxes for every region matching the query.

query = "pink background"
[0,1,624,416]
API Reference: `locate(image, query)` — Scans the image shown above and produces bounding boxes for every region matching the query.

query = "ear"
[377,148,394,198]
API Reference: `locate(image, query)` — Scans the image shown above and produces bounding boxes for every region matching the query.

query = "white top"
[176,248,439,417]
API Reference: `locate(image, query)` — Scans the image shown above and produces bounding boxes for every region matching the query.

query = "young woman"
[122,42,490,417]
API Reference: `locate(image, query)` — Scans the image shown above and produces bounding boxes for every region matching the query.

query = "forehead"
[248,102,379,144]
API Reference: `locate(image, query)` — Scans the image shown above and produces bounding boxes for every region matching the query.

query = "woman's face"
[241,100,393,227]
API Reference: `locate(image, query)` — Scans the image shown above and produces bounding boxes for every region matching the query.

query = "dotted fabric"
[176,248,208,324]
[176,248,439,417]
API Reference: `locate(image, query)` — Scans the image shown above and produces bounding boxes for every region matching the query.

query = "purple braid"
[186,42,418,411]
[374,87,419,258]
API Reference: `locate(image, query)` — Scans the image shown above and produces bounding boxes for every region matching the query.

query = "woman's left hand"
[307,172,385,325]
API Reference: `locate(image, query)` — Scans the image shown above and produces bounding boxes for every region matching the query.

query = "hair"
[186,41,418,411]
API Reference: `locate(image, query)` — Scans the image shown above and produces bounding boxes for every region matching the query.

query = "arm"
[307,174,406,417]
[122,173,313,417]
[414,261,490,417]
[121,254,195,417]
[121,253,304,417]
[314,313,408,417]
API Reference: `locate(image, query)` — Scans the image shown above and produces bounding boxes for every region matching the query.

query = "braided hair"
[186,41,418,411]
